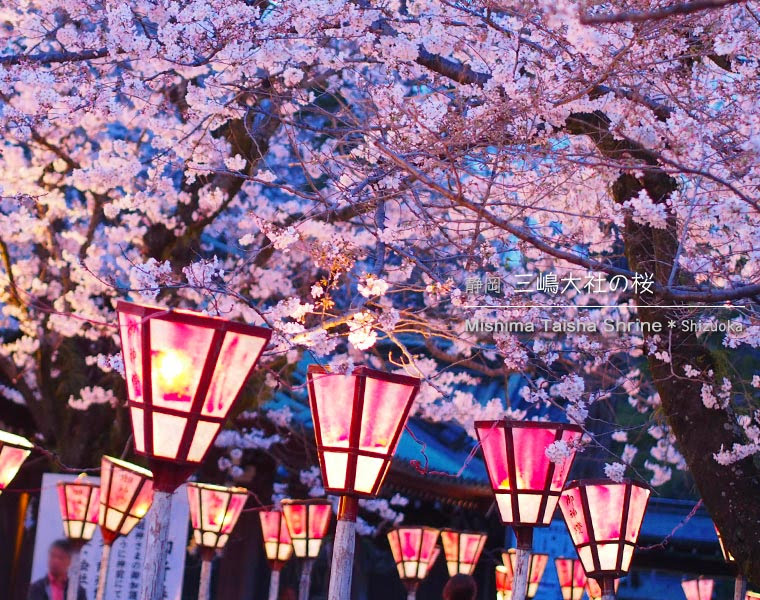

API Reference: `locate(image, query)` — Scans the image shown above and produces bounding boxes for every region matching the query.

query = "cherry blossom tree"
[1,0,759,583]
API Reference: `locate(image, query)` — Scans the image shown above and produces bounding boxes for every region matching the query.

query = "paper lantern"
[99,455,154,545]
[306,365,420,497]
[682,578,714,600]
[440,529,487,576]
[57,481,100,544]
[501,548,548,599]
[746,593,760,599]
[387,527,440,582]
[586,578,619,600]
[260,510,293,568]
[0,430,33,493]
[475,420,582,530]
[559,479,650,578]
[281,499,332,559]
[117,300,271,490]
[554,557,586,600]
[496,565,511,600]
[187,482,248,550]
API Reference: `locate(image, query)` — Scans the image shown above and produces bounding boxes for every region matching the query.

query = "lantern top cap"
[440,528,487,536]
[280,498,332,506]
[187,482,248,495]
[0,430,33,448]
[562,477,651,491]
[307,363,421,387]
[102,455,153,477]
[57,480,98,488]
[116,299,272,339]
[474,419,582,433]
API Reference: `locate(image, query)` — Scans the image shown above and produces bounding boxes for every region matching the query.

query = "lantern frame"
[475,419,583,531]
[187,482,248,551]
[554,557,586,600]
[439,529,487,576]
[501,548,548,599]
[0,430,33,493]
[259,510,293,570]
[682,578,714,600]
[99,455,154,545]
[387,526,441,582]
[280,498,333,559]
[117,300,271,491]
[57,481,100,546]
[559,478,651,579]
[306,364,420,498]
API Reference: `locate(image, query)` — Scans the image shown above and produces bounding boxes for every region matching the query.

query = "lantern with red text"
[99,456,154,544]
[306,365,420,497]
[682,578,713,600]
[117,300,271,490]
[554,558,586,600]
[586,578,619,600]
[501,549,548,599]
[440,529,487,576]
[0,430,33,494]
[187,483,248,550]
[559,479,650,599]
[388,527,440,586]
[281,499,332,559]
[57,481,100,546]
[260,510,293,569]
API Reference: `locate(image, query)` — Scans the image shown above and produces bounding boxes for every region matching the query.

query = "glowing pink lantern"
[682,578,714,600]
[99,456,154,545]
[554,557,587,600]
[57,481,100,545]
[746,592,760,599]
[501,549,548,599]
[496,565,511,600]
[117,300,271,492]
[440,529,487,576]
[586,578,619,600]
[387,526,440,595]
[260,510,293,569]
[281,499,332,559]
[0,430,33,494]
[559,479,650,599]
[187,483,248,551]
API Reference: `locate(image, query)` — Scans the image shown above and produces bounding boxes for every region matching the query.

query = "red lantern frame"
[117,300,271,491]
[475,420,582,538]
[57,481,100,546]
[439,529,487,576]
[259,510,293,570]
[0,430,33,494]
[306,365,420,499]
[99,455,154,545]
[387,526,440,583]
[187,482,248,551]
[559,478,650,579]
[501,548,548,599]
[554,557,587,600]
[682,578,714,600]
[280,499,332,559]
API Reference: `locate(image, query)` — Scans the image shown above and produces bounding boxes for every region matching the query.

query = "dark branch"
[581,0,747,24]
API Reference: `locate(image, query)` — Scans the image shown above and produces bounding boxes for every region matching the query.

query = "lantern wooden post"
[306,365,420,600]
[0,430,33,495]
[559,479,651,600]
[96,456,154,600]
[281,499,332,600]
[56,480,100,600]
[387,526,441,600]
[260,510,294,600]
[476,420,582,600]
[116,300,271,600]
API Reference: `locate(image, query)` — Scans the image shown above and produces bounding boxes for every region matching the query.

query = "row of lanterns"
[0,299,748,600]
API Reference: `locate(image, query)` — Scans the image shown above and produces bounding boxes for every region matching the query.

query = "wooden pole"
[404,581,418,600]
[327,496,358,600]
[95,542,112,600]
[198,554,213,600]
[735,574,748,600]
[601,577,616,600]
[510,527,533,600]
[268,568,281,600]
[139,489,174,600]
[298,559,314,600]
[66,546,82,600]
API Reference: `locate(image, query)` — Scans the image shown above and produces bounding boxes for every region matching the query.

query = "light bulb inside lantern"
[155,350,192,398]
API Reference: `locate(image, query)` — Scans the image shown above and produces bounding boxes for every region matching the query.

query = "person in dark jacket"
[28,539,86,600]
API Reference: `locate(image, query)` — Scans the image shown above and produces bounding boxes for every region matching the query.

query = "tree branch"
[580,0,747,24]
